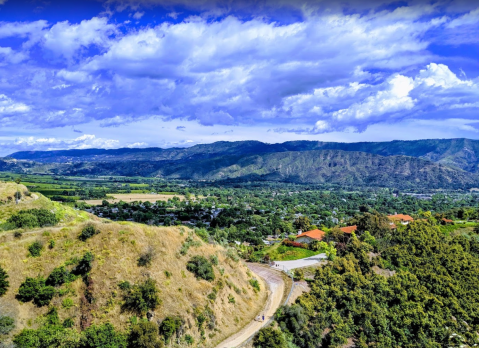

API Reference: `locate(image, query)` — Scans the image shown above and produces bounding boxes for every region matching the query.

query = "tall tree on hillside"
[293,216,312,232]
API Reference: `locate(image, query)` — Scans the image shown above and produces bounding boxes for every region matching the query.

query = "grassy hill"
[0,183,266,347]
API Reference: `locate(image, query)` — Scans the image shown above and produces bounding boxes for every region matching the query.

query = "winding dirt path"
[215,264,286,348]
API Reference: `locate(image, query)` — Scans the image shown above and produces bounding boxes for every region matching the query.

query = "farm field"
[82,193,185,205]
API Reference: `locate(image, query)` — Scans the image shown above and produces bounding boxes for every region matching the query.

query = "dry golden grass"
[0,220,266,346]
[82,193,186,205]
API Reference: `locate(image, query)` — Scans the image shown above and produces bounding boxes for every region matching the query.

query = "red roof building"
[340,225,357,234]
[296,229,325,244]
[388,214,414,225]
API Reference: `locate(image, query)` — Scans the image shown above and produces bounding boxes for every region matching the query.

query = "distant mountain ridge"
[4,138,479,189]
[9,138,479,172]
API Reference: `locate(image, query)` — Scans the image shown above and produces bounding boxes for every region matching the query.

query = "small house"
[388,214,414,225]
[296,229,326,244]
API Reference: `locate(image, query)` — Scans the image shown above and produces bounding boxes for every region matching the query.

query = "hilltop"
[0,183,267,347]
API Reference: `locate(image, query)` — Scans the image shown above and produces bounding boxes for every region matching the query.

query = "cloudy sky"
[0,0,478,155]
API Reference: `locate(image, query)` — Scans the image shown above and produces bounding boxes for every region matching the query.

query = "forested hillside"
[270,218,479,347]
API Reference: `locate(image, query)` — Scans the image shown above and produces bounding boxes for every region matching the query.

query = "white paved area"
[271,254,327,272]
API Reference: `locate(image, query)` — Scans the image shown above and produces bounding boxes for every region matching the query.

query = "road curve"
[215,264,286,348]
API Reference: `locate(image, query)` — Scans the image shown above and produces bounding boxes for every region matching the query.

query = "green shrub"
[249,278,260,293]
[8,209,58,229]
[14,231,22,238]
[62,298,74,309]
[73,252,94,276]
[63,318,74,328]
[184,334,194,345]
[127,321,163,348]
[122,278,161,315]
[46,266,71,287]
[159,316,183,342]
[118,281,131,291]
[228,294,236,304]
[210,255,219,266]
[164,270,172,278]
[28,241,44,257]
[0,266,9,297]
[78,323,127,348]
[186,256,215,282]
[79,224,99,242]
[253,327,287,348]
[0,315,14,335]
[226,248,240,262]
[48,239,55,249]
[45,307,60,326]
[16,276,55,307]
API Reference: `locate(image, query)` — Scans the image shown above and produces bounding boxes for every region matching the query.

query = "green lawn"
[254,243,321,261]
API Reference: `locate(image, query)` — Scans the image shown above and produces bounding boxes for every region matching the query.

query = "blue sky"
[0,0,479,155]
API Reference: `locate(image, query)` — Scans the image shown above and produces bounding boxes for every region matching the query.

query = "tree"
[186,256,215,282]
[293,216,311,232]
[159,316,183,343]
[122,278,161,316]
[0,266,9,296]
[79,323,127,348]
[253,327,287,348]
[127,322,163,348]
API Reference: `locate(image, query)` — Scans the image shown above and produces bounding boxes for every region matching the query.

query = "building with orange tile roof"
[388,213,414,225]
[340,225,357,234]
[296,229,325,244]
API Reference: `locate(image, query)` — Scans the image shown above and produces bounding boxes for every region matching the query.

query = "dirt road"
[215,264,286,348]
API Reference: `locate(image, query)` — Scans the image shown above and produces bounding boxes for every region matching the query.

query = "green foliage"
[72,252,94,276]
[62,298,74,309]
[28,240,44,257]
[0,315,15,335]
[46,266,77,287]
[122,278,161,316]
[184,334,194,345]
[127,321,164,348]
[78,224,100,241]
[179,232,201,255]
[228,294,235,304]
[0,266,9,297]
[277,222,479,347]
[78,323,127,348]
[209,254,219,266]
[118,281,131,291]
[159,316,183,342]
[186,256,215,282]
[16,277,55,307]
[249,278,260,292]
[48,239,55,249]
[253,327,288,348]
[7,209,59,229]
[63,318,74,328]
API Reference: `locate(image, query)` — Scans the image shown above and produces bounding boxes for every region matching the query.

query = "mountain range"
[4,138,479,189]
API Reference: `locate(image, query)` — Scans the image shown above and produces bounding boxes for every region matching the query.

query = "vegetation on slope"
[0,183,266,347]
[265,218,479,347]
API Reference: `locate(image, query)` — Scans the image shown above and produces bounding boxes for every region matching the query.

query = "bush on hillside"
[186,256,215,282]
[28,241,44,257]
[0,266,9,297]
[79,224,100,242]
[137,247,155,267]
[122,278,161,316]
[72,252,94,276]
[78,323,127,348]
[0,315,15,335]
[7,209,58,229]
[159,316,184,343]
[253,327,288,348]
[127,321,164,348]
[282,240,308,249]
[46,266,77,287]
[16,277,54,307]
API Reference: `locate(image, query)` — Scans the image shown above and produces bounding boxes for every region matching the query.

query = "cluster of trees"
[254,216,479,347]
[7,208,59,229]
